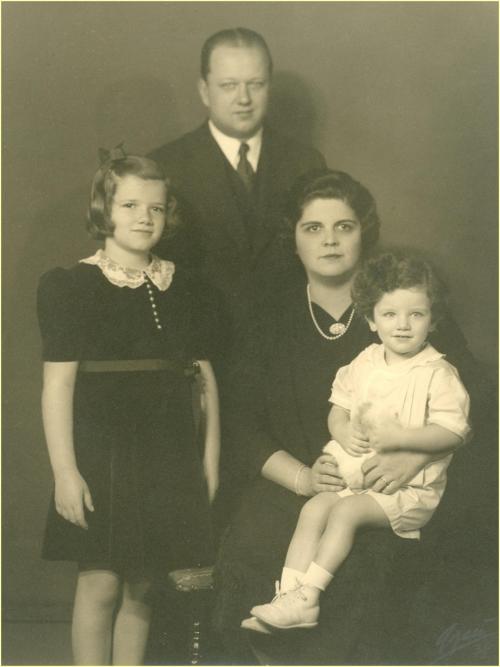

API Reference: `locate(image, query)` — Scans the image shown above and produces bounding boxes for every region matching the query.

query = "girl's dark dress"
[213,278,482,665]
[37,255,217,576]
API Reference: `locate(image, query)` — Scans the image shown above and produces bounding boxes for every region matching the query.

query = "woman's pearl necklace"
[306,284,356,341]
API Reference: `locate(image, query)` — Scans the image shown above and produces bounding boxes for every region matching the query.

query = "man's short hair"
[200,27,273,80]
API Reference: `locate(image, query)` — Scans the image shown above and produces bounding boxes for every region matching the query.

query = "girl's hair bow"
[98,141,126,165]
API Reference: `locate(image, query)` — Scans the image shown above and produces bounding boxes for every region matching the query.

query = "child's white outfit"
[324,343,470,539]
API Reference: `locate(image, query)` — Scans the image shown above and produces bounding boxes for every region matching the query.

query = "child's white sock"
[280,566,305,591]
[303,562,333,591]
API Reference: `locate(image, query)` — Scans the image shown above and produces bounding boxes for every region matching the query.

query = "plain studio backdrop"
[2,0,497,642]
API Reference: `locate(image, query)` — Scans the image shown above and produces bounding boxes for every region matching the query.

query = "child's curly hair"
[352,252,448,326]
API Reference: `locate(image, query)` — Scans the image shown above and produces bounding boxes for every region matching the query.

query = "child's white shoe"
[240,616,273,634]
[250,582,319,630]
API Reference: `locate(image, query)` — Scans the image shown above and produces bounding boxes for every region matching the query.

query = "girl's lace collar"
[80,250,175,291]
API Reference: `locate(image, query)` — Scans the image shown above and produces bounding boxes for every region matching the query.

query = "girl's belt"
[78,359,200,376]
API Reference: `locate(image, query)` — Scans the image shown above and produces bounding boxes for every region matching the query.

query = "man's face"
[198,44,270,139]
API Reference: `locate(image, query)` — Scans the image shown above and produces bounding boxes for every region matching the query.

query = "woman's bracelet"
[294,464,308,496]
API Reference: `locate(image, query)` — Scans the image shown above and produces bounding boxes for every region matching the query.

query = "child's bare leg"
[309,494,390,593]
[72,569,120,665]
[249,496,390,631]
[112,578,152,666]
[283,492,340,582]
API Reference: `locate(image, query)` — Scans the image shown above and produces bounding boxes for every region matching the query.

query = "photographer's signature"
[432,617,497,664]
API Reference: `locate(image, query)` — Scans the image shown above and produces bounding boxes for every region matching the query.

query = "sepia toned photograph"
[2,2,498,665]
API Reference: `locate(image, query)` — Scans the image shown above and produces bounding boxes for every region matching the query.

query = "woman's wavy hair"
[86,155,179,240]
[283,168,381,256]
[352,251,448,325]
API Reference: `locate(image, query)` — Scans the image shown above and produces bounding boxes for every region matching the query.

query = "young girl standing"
[243,253,470,632]
[37,154,220,664]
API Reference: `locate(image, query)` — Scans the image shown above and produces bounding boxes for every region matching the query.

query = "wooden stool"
[167,565,215,665]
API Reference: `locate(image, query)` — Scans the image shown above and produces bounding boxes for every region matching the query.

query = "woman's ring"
[380,476,389,486]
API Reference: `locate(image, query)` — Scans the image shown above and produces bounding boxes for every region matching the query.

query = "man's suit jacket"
[150,123,326,318]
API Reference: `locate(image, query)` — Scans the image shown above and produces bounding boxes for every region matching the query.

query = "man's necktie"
[237,142,255,193]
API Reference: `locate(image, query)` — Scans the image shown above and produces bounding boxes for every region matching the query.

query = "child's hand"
[367,414,404,452]
[54,468,94,529]
[345,423,371,457]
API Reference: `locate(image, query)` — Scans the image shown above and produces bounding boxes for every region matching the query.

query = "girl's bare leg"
[72,569,120,665]
[112,578,152,666]
[284,492,341,573]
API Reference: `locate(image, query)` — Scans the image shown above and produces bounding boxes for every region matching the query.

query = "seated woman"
[212,169,480,665]
[245,252,470,632]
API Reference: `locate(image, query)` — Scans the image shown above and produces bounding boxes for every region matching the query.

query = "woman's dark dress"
[213,278,484,665]
[37,261,217,576]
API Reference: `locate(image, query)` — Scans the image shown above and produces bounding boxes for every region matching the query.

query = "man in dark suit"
[150,30,327,551]
[151,28,326,329]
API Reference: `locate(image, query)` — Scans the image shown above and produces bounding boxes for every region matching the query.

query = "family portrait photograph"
[2,1,498,665]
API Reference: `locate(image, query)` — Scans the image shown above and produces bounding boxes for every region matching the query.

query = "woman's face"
[295,198,363,282]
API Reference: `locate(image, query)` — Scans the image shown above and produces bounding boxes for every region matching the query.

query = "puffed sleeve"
[37,268,83,361]
[427,364,471,442]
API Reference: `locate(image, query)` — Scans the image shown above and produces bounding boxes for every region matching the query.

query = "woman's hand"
[361,451,430,494]
[301,454,346,496]
[54,468,94,529]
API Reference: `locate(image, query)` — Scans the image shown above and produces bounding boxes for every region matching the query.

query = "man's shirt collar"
[208,120,263,171]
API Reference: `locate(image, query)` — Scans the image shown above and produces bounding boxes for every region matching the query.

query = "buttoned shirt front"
[208,120,262,172]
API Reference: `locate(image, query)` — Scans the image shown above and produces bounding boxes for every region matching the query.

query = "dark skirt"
[213,476,421,665]
[42,369,214,578]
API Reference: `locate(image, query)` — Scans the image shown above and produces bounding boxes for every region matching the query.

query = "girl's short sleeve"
[330,362,355,410]
[37,268,83,361]
[427,364,471,441]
